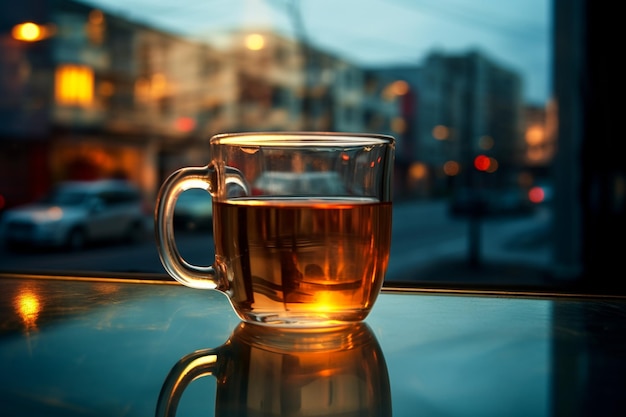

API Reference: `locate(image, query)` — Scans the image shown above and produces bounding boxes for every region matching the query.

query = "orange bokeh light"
[443,160,460,176]
[526,125,544,146]
[245,34,265,50]
[432,125,449,140]
[176,117,196,132]
[55,65,94,106]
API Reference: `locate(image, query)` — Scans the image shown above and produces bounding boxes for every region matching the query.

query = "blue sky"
[82,0,551,105]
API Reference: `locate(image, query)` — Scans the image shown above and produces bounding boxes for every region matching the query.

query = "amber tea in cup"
[155,132,395,327]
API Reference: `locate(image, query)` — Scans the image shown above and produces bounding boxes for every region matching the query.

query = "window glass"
[1,0,611,294]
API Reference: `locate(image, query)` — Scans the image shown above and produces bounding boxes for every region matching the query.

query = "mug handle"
[155,165,249,289]
[155,347,221,417]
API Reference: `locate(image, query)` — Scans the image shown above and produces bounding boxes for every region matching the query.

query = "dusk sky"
[82,0,551,105]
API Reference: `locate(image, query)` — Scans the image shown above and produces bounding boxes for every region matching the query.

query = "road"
[0,199,551,281]
[388,199,551,280]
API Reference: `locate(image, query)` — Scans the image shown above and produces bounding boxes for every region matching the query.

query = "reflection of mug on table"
[155,322,392,417]
[155,132,395,327]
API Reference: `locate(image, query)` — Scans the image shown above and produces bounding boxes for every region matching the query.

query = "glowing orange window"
[55,64,94,106]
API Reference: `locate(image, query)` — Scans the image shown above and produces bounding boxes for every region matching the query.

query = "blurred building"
[0,0,221,207]
[367,50,527,199]
[362,67,418,198]
[0,0,406,209]
[416,51,525,195]
[0,0,530,209]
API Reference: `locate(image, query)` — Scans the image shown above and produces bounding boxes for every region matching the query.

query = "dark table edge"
[2,271,625,302]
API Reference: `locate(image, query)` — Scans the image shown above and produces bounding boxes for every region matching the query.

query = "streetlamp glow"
[245,33,265,50]
[11,22,52,42]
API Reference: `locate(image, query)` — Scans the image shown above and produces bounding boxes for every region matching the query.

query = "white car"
[173,188,213,231]
[1,179,147,251]
[251,171,349,196]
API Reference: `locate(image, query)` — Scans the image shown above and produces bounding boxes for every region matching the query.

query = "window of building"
[55,64,94,106]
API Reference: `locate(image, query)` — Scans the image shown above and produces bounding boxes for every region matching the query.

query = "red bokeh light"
[175,117,196,132]
[528,186,545,204]
[474,155,490,171]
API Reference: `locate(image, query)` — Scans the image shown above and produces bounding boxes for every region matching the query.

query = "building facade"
[0,0,409,209]
[1,0,532,210]
[416,51,525,195]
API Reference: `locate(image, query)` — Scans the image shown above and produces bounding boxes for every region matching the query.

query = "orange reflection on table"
[14,284,42,332]
[157,322,391,417]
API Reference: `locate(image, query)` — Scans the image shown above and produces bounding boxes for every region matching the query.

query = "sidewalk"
[387,203,556,290]
[390,256,553,289]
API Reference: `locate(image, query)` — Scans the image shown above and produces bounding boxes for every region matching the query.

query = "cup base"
[240,311,370,328]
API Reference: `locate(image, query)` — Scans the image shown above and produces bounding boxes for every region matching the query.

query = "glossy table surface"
[1,274,626,417]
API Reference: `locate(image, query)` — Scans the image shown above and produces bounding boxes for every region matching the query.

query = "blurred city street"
[388,199,552,286]
[0,198,552,288]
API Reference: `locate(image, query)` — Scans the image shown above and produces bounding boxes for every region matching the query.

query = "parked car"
[1,179,147,251]
[251,171,349,196]
[173,188,213,231]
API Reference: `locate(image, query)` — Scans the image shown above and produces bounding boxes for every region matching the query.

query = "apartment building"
[1,0,406,208]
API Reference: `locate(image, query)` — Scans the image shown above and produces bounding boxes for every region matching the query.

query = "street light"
[245,33,265,51]
[11,22,54,42]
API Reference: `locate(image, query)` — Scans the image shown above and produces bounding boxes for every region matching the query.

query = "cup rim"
[210,131,395,146]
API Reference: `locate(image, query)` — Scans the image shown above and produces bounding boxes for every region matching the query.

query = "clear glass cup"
[155,132,395,327]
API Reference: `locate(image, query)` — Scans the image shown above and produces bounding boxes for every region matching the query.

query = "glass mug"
[155,322,391,417]
[155,132,395,327]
